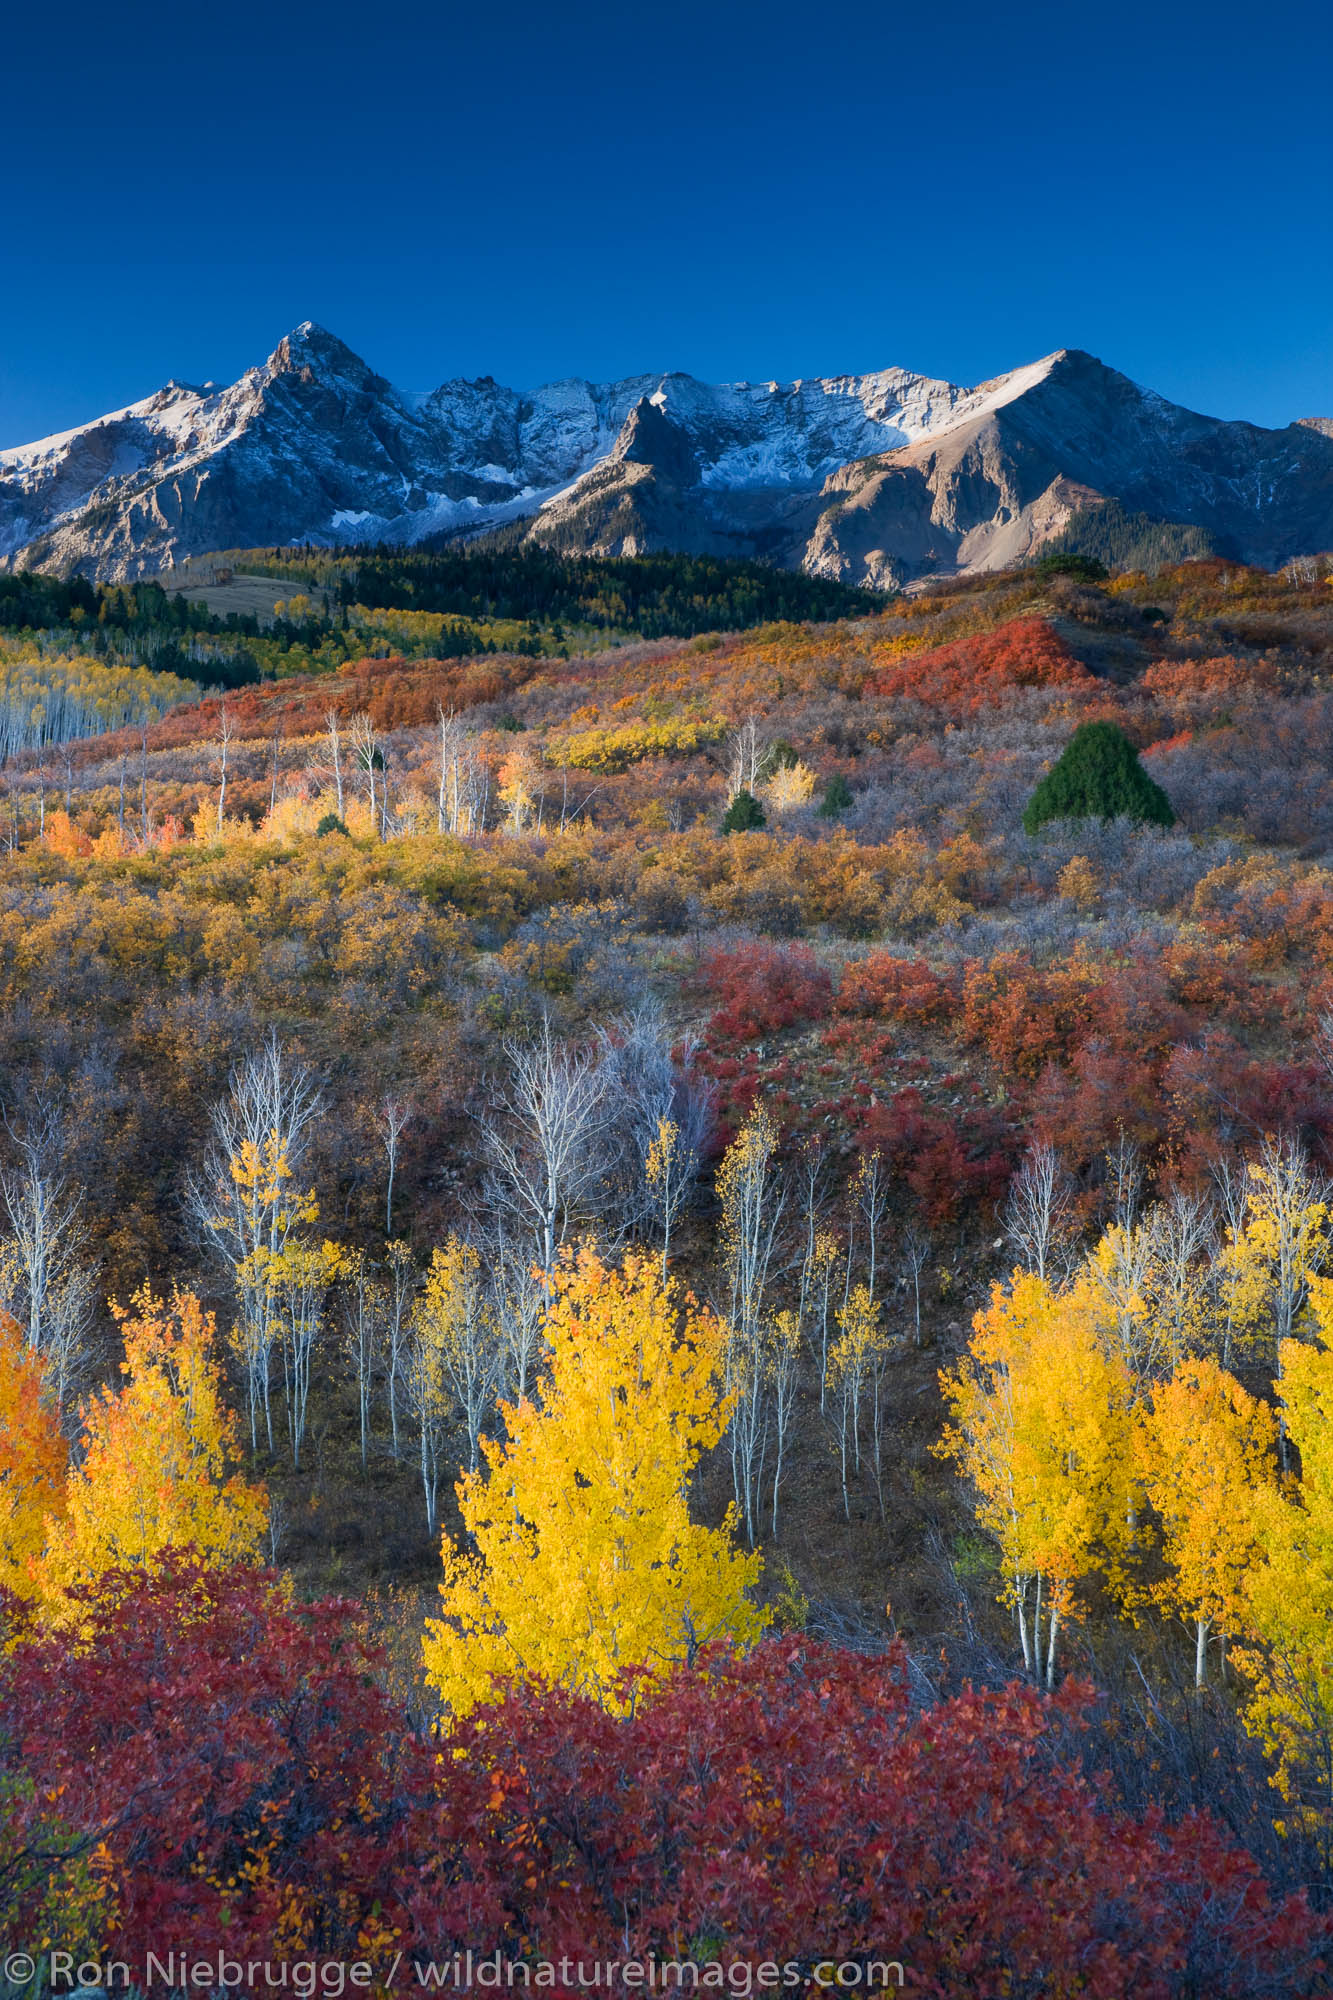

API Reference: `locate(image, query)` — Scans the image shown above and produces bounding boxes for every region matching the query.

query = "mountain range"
[2,323,1330,586]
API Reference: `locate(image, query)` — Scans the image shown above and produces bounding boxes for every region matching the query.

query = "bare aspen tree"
[402,1301,449,1534]
[804,1228,840,1411]
[437,707,457,833]
[644,1117,688,1280]
[415,1236,503,1474]
[900,1222,932,1348]
[187,1032,325,1452]
[269,1240,342,1470]
[265,1493,290,1566]
[717,1105,786,1544]
[350,713,382,837]
[322,708,346,819]
[1107,1130,1145,1234]
[1084,1213,1160,1393]
[1003,1141,1075,1283]
[1145,1187,1214,1365]
[138,723,150,842]
[1210,1153,1252,1367]
[376,1094,412,1238]
[381,1239,419,1460]
[267,727,283,818]
[852,1149,890,1298]
[482,1020,614,1284]
[768,1310,801,1539]
[0,1103,97,1410]
[794,1135,832,1324]
[340,1250,386,1471]
[436,706,486,835]
[375,741,393,838]
[868,1314,897,1521]
[477,1215,544,1403]
[216,702,234,835]
[725,714,776,801]
[605,1009,711,1250]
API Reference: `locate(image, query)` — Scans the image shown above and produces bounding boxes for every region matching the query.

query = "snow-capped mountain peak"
[2,334,1330,584]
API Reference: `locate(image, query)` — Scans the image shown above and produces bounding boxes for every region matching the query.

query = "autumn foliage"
[32,1287,267,1612]
[0,1311,65,1598]
[423,1250,764,1715]
[0,1560,1324,1992]
[864,616,1098,711]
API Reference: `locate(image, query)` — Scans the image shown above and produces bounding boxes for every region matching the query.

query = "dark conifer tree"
[1023,721,1175,832]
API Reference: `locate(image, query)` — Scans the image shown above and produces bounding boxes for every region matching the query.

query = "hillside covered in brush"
[5,547,1333,1976]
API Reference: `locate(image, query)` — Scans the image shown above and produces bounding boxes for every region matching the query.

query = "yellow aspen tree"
[827,1284,880,1520]
[762,759,817,814]
[1233,1276,1333,1828]
[938,1271,1132,1687]
[34,1286,267,1618]
[1133,1357,1276,1688]
[220,1134,320,1455]
[804,1227,841,1408]
[0,1308,66,1597]
[1220,1139,1328,1464]
[422,1248,765,1716]
[497,746,543,832]
[414,1235,502,1474]
[256,1237,346,1469]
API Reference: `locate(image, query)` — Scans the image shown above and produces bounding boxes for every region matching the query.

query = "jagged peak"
[266,321,377,381]
[610,396,698,481]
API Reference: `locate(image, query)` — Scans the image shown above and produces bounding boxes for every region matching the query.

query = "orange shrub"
[835,953,959,1025]
[864,617,1098,713]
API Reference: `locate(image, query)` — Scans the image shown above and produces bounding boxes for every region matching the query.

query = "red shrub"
[3,1569,1324,1991]
[702,941,833,1046]
[856,1086,1015,1223]
[866,617,1098,713]
[1140,655,1282,703]
[835,952,960,1025]
[0,1559,456,1956]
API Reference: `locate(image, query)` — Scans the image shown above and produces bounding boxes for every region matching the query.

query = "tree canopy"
[1023,720,1176,832]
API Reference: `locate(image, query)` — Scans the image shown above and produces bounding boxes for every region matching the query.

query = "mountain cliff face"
[2,326,1330,584]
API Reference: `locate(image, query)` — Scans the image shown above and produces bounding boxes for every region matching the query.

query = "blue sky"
[2,0,1330,445]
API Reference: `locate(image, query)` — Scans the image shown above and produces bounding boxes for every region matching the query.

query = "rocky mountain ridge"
[2,324,1330,585]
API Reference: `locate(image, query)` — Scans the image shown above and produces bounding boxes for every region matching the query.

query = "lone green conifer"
[722,789,766,833]
[1023,722,1174,833]
[818,773,854,818]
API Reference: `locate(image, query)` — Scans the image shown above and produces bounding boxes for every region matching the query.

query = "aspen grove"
[4,548,1333,1988]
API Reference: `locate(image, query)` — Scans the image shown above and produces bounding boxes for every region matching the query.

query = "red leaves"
[701,942,833,1047]
[0,1557,454,1955]
[865,618,1099,714]
[835,953,960,1026]
[855,1086,1014,1225]
[1,1566,1324,1991]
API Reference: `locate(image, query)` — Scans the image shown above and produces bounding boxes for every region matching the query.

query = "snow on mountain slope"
[2,329,1331,584]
